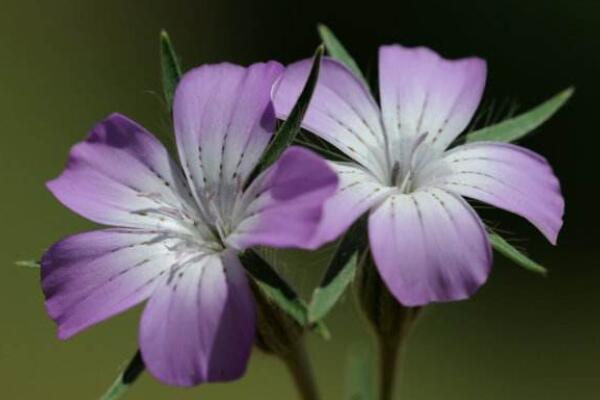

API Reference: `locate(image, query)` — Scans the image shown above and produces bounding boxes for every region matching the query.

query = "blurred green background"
[1,0,598,398]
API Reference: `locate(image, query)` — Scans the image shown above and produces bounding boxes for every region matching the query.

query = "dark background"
[1,0,597,399]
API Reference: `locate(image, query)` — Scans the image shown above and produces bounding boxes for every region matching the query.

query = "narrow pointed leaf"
[15,260,39,268]
[294,138,350,161]
[489,232,547,275]
[310,319,331,340]
[99,351,144,400]
[257,45,324,170]
[317,24,367,86]
[309,217,368,323]
[240,250,330,339]
[241,249,308,325]
[159,30,183,110]
[311,253,357,323]
[345,344,375,400]
[466,87,574,143]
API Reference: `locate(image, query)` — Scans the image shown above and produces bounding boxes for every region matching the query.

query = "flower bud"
[250,280,304,358]
[354,250,420,344]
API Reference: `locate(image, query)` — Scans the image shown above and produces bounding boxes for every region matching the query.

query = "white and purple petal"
[368,188,491,306]
[378,45,486,163]
[173,62,284,199]
[227,146,338,250]
[310,162,393,245]
[272,58,389,181]
[47,114,198,233]
[419,142,564,244]
[41,229,182,339]
[139,251,255,387]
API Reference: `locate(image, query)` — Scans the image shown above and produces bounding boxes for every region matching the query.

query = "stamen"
[390,133,429,193]
[391,161,401,185]
[398,169,413,193]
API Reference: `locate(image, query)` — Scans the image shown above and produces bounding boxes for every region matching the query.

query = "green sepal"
[159,30,183,110]
[317,24,368,86]
[488,231,547,275]
[99,351,144,400]
[466,87,573,143]
[254,45,324,172]
[308,216,368,324]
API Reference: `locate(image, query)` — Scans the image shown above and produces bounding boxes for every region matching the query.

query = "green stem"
[99,351,144,400]
[377,336,402,400]
[355,251,422,400]
[376,307,421,400]
[281,338,321,400]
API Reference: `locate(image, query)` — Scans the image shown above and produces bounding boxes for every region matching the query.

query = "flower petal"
[378,45,486,161]
[311,162,393,245]
[173,62,284,198]
[47,113,197,232]
[139,251,255,387]
[420,142,564,244]
[227,146,338,250]
[41,229,181,339]
[272,58,389,180]
[368,189,491,306]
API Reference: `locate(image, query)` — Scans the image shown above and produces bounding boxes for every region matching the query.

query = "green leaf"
[309,217,368,324]
[257,44,324,170]
[310,319,331,340]
[466,87,574,143]
[15,260,39,268]
[240,250,329,339]
[294,138,350,161]
[99,351,144,400]
[344,344,375,400]
[159,30,183,110]
[240,250,309,326]
[310,253,357,322]
[488,231,547,275]
[317,24,368,86]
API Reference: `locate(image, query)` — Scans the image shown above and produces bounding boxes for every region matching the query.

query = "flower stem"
[99,350,144,400]
[375,307,421,400]
[354,250,421,400]
[281,338,321,400]
[377,335,402,400]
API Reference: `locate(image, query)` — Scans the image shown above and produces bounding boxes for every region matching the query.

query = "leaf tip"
[15,260,39,268]
[317,23,330,35]
[311,320,331,340]
[315,43,325,58]
[563,86,575,99]
[159,29,170,41]
[307,302,321,326]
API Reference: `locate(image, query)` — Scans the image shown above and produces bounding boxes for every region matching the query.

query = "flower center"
[192,183,247,247]
[388,133,438,194]
[390,161,415,194]
[205,197,233,244]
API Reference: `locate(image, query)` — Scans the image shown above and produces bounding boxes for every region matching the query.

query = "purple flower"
[42,62,338,386]
[273,45,564,306]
